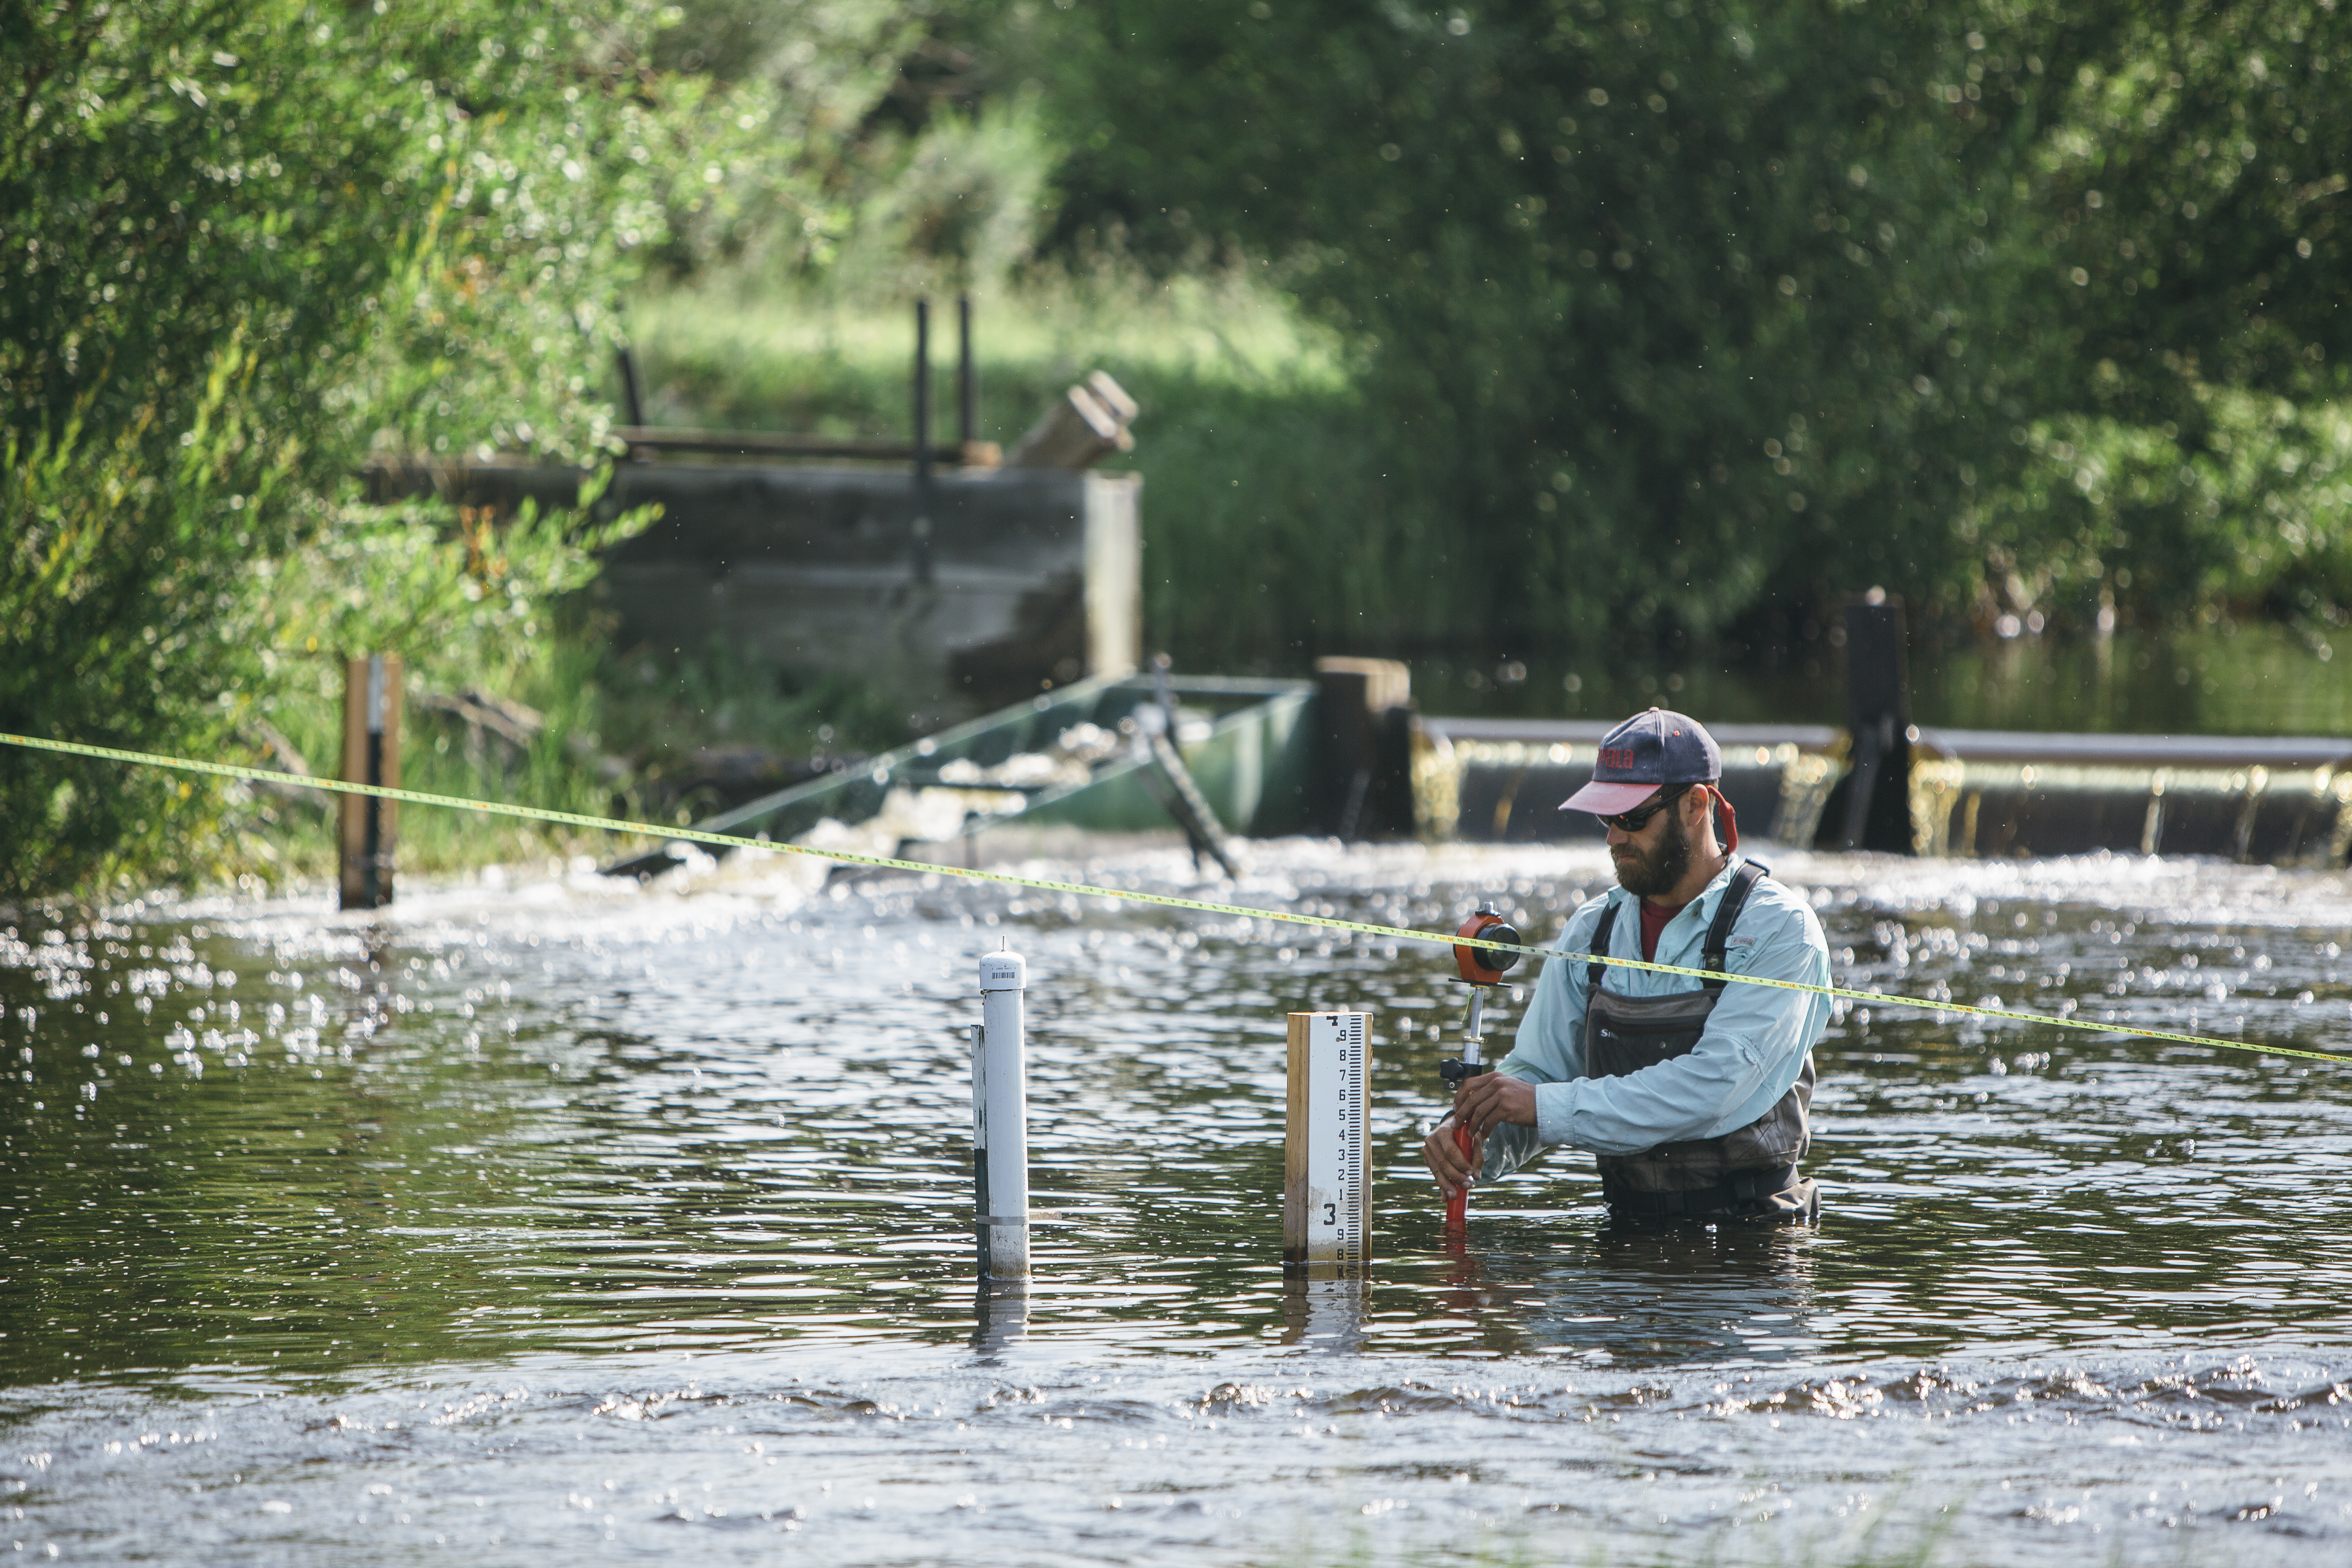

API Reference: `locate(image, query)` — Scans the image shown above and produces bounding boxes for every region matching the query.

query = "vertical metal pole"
[975,949,1029,1279]
[615,346,646,431]
[1445,988,1486,1231]
[912,297,934,586]
[913,297,933,476]
[362,655,387,907]
[956,294,975,453]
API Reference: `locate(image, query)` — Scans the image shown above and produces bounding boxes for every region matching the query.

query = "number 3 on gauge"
[1322,1201,1337,1226]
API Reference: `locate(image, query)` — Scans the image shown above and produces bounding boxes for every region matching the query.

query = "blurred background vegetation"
[5,0,2348,898]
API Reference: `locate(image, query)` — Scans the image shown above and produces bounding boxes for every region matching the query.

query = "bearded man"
[1423,708,1832,1224]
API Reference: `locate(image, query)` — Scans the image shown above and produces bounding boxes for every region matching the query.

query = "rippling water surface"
[5,840,2352,1564]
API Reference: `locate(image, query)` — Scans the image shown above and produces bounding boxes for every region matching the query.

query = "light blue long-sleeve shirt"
[1480,857,1831,1177]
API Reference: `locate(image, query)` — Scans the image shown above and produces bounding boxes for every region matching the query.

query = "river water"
[5,839,2351,1564]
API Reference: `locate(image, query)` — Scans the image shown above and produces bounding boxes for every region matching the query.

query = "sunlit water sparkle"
[5,840,2351,1564]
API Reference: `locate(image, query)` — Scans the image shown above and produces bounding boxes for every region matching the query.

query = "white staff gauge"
[1284,1010,1369,1277]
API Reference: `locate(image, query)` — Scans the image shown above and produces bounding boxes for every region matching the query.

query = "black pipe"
[958,295,975,450]
[914,297,932,481]
[361,729,383,909]
[913,298,934,586]
[615,346,645,431]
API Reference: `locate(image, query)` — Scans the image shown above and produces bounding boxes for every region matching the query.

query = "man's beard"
[1612,801,1693,899]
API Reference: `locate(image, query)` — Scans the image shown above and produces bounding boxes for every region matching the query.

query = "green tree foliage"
[0,0,878,899]
[1030,0,2352,657]
[6,0,455,896]
[638,0,936,273]
[1976,3,2352,625]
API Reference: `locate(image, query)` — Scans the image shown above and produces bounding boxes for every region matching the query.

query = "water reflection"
[5,843,2352,1387]
[1278,1276,1365,1353]
[970,1283,1030,1361]
[1413,1223,1821,1366]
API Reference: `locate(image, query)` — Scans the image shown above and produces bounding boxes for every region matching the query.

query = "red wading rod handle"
[1443,907,1518,1232]
[1446,1122,1475,1230]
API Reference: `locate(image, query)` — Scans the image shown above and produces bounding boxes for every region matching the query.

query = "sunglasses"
[1595,783,1693,834]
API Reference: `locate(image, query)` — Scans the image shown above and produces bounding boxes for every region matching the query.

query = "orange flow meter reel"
[1453,909,1522,985]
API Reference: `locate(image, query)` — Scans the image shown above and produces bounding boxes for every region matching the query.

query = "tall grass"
[236,623,930,889]
[233,639,615,886]
[629,264,1429,672]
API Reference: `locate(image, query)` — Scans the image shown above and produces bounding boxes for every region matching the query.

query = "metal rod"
[1442,984,1492,1232]
[975,949,1029,1279]
[957,294,975,450]
[362,656,385,908]
[913,298,934,586]
[914,297,932,483]
[615,346,645,430]
[610,427,992,465]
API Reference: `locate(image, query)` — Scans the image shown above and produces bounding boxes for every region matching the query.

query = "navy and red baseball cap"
[1560,708,1722,816]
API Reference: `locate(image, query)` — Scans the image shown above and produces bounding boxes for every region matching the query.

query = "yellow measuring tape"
[4,729,2345,1068]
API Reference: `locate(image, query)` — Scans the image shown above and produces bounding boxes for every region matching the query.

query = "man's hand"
[1420,1074,1539,1198]
[1421,1116,1477,1201]
[1456,1071,1537,1143]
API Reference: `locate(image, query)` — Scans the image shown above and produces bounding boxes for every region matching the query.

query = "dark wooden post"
[1314,657,1413,840]
[339,654,403,909]
[1835,594,1914,853]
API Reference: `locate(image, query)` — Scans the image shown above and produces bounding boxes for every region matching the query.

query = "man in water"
[1423,708,1832,1224]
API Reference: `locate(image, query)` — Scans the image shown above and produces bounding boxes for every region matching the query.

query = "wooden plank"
[1004,378,1136,470]
[338,658,367,904]
[1284,1013,1310,1264]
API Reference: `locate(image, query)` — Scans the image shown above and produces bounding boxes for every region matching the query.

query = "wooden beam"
[1004,374,1139,470]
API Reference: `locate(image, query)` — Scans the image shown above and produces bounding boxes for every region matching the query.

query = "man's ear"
[1684,786,1716,841]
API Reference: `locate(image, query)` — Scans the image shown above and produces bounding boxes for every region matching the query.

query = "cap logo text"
[1598,747,1637,770]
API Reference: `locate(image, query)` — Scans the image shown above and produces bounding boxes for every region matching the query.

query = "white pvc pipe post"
[973,949,1030,1279]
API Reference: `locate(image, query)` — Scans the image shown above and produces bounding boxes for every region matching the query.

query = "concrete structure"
[370,461,1142,728]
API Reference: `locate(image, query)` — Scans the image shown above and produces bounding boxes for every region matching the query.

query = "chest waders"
[1585,860,1820,1224]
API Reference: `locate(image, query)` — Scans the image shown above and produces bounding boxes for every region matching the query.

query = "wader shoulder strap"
[1586,902,1620,996]
[1701,858,1770,993]
[1588,858,1772,997]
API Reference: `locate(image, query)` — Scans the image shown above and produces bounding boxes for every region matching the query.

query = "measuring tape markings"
[3,728,2346,1068]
